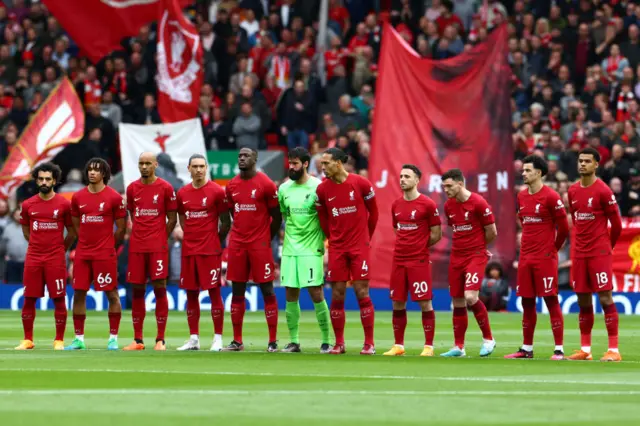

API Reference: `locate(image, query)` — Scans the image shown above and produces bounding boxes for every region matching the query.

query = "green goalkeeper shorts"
[280,255,324,288]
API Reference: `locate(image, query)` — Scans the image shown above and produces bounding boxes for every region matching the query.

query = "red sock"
[358,297,375,346]
[131,287,146,341]
[422,310,435,346]
[209,288,224,335]
[73,314,86,336]
[392,309,407,345]
[53,297,67,341]
[522,297,537,346]
[231,296,246,343]
[264,294,278,342]
[186,290,200,336]
[154,287,168,342]
[108,312,121,335]
[544,296,564,346]
[330,299,345,345]
[452,307,468,348]
[470,299,493,340]
[21,297,37,341]
[602,303,619,350]
[579,305,594,349]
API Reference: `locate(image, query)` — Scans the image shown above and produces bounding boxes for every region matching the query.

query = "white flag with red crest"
[156,0,203,123]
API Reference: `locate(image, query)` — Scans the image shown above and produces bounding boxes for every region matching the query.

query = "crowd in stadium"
[0,0,638,292]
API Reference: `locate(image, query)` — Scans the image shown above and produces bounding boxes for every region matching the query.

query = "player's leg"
[537,258,564,360]
[591,256,621,361]
[419,300,436,357]
[408,261,435,357]
[177,256,201,350]
[505,260,536,359]
[16,265,44,350]
[327,250,349,354]
[281,255,302,351]
[124,252,148,351]
[66,259,90,350]
[249,248,278,351]
[350,251,375,355]
[151,252,170,350]
[223,248,249,351]
[464,257,495,356]
[96,260,121,351]
[384,262,408,356]
[567,258,595,360]
[307,284,331,353]
[44,263,68,350]
[197,255,224,351]
[442,261,467,357]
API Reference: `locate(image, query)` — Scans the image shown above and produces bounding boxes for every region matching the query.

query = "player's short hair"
[188,153,207,165]
[84,157,111,184]
[324,147,348,163]
[288,147,311,165]
[522,155,548,177]
[579,147,601,162]
[401,164,422,179]
[31,161,62,182]
[441,168,464,183]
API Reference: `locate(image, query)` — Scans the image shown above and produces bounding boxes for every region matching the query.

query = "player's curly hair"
[522,155,548,177]
[84,157,111,185]
[31,162,62,182]
[579,147,601,163]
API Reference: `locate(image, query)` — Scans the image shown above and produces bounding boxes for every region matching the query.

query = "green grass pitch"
[1,310,639,425]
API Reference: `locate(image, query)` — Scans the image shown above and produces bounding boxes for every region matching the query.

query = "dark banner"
[368,24,515,289]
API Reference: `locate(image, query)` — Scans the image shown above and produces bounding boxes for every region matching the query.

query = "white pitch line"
[0,389,638,396]
[1,367,639,386]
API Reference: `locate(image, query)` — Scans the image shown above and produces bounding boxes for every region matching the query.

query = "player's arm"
[224,185,234,219]
[19,205,29,241]
[478,198,497,244]
[126,185,134,218]
[166,211,178,237]
[428,225,442,246]
[603,191,622,248]
[484,223,497,244]
[165,186,178,237]
[391,203,397,234]
[362,181,378,238]
[114,217,126,248]
[269,207,282,241]
[265,179,282,241]
[315,186,330,238]
[64,219,77,251]
[21,224,30,242]
[427,204,442,246]
[178,213,186,231]
[219,209,231,245]
[550,195,569,251]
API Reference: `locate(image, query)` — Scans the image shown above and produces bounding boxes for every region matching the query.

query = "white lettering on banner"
[496,171,509,190]
[478,174,488,193]
[375,170,388,188]
[210,163,240,177]
[428,175,442,193]
[36,102,75,153]
[621,274,640,292]
[428,171,509,193]
[224,287,259,312]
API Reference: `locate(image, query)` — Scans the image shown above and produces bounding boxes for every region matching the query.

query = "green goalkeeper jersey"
[278,176,325,257]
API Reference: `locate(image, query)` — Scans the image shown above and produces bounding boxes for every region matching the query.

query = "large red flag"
[156,0,203,123]
[0,78,85,199]
[42,0,192,63]
[368,24,515,289]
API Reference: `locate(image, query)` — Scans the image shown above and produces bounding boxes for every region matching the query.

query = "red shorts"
[389,260,432,302]
[517,257,558,298]
[226,248,275,284]
[127,251,169,285]
[180,255,221,291]
[327,248,370,282]
[73,258,118,292]
[23,260,67,299]
[571,255,613,294]
[448,254,488,298]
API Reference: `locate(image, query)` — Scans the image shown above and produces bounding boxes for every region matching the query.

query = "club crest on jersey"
[535,204,541,214]
[202,197,207,206]
[53,209,59,219]
[349,190,355,201]
[411,210,416,220]
[251,189,257,198]
[99,202,105,212]
[153,194,159,204]
[588,197,593,207]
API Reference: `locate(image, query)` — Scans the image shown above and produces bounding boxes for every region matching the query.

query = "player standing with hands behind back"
[441,169,497,357]
[567,147,622,362]
[224,148,282,352]
[66,158,127,351]
[316,148,379,355]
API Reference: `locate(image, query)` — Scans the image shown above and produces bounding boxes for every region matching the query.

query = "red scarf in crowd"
[617,91,634,122]
[84,78,102,105]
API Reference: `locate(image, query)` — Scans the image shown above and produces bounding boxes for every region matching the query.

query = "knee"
[464,292,479,306]
[332,285,346,300]
[232,282,246,297]
[598,292,613,306]
[260,283,275,297]
[74,291,87,302]
[308,288,324,304]
[106,291,120,305]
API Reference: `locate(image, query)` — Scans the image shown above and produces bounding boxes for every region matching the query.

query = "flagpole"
[316,0,329,86]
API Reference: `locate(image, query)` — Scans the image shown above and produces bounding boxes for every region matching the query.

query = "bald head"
[138,151,158,181]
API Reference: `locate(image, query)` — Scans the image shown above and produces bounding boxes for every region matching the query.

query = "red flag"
[368,24,515,289]
[42,0,193,63]
[156,0,203,123]
[0,78,85,199]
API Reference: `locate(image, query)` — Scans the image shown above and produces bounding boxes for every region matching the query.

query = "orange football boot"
[123,341,145,351]
[600,351,622,362]
[567,350,593,360]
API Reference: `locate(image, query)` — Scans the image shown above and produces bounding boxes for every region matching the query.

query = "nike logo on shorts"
[328,197,337,201]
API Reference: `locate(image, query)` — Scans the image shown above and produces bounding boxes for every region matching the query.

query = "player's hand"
[281,126,288,136]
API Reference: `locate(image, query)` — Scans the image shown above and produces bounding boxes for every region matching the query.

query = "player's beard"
[288,168,304,181]
[38,184,53,194]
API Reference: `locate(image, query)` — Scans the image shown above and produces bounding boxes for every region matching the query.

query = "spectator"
[480,262,509,311]
[100,91,123,129]
[135,93,162,125]
[0,208,27,283]
[279,79,314,150]
[602,44,630,82]
[233,101,261,150]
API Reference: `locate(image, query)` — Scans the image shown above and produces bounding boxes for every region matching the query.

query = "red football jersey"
[316,173,376,252]
[324,48,349,80]
[392,194,441,263]
[71,186,126,260]
[19,194,72,265]
[568,178,619,258]
[518,185,566,259]
[127,178,177,253]
[225,172,278,249]
[177,181,227,256]
[444,192,495,256]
